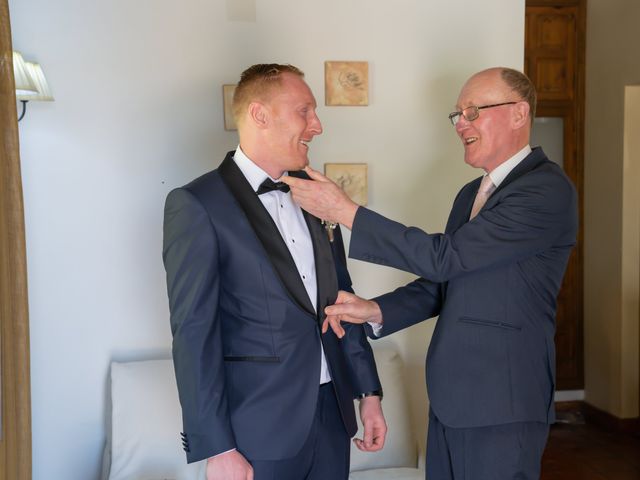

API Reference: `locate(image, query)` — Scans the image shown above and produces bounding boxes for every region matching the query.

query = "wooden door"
[525,0,586,390]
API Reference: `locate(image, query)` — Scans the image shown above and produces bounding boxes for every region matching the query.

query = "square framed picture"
[324,61,369,106]
[222,84,237,130]
[324,163,368,205]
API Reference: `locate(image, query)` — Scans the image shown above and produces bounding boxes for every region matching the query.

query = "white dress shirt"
[487,144,531,187]
[233,146,332,384]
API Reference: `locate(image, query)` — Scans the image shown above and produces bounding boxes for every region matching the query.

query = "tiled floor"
[541,422,640,479]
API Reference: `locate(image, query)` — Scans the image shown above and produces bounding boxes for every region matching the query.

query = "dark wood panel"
[526,7,577,101]
[526,0,585,391]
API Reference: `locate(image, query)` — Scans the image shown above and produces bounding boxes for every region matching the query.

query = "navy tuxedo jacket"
[353,147,577,428]
[163,152,380,463]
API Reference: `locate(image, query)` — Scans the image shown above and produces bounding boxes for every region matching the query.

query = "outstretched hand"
[322,291,383,338]
[281,166,359,229]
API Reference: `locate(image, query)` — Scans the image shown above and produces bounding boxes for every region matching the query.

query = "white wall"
[8,1,525,478]
[584,0,640,419]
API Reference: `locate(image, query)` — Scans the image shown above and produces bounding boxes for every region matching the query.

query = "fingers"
[371,424,386,451]
[334,290,355,304]
[363,422,374,450]
[303,165,330,182]
[326,295,383,326]
[354,425,386,452]
[280,175,311,189]
[353,438,366,451]
[322,317,345,338]
[322,290,372,337]
[353,432,385,452]
[324,304,367,324]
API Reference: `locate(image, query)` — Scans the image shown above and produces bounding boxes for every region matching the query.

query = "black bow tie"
[257,178,290,195]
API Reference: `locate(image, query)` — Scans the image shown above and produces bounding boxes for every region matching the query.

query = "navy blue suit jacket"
[351,147,577,428]
[163,152,381,463]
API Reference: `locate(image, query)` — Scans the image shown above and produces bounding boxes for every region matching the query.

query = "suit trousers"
[248,382,350,480]
[426,409,549,480]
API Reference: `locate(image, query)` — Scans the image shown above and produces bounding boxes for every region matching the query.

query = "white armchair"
[101,346,424,480]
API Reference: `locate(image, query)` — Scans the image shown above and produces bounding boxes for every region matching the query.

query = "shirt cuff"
[355,389,384,401]
[368,321,383,337]
[211,448,236,459]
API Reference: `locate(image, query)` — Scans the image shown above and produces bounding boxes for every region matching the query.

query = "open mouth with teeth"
[464,137,478,145]
[300,140,310,149]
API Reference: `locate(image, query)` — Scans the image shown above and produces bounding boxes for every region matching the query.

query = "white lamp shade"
[13,51,37,96]
[17,62,54,101]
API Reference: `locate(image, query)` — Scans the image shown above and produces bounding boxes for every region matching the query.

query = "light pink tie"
[470,175,496,220]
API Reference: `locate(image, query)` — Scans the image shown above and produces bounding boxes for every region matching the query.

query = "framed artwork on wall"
[324,61,369,106]
[324,163,368,205]
[222,84,237,130]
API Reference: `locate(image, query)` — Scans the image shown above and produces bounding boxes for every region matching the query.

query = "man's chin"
[463,153,482,169]
[292,157,309,172]
[463,154,475,167]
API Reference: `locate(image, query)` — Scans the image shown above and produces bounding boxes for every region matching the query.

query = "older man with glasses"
[283,67,578,479]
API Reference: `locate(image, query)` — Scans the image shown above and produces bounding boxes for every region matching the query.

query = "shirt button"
[302,275,306,279]
[292,238,295,243]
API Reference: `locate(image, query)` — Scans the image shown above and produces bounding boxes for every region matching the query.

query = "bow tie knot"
[257,178,290,195]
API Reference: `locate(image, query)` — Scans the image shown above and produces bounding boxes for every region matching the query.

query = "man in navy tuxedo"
[284,67,577,479]
[163,64,386,480]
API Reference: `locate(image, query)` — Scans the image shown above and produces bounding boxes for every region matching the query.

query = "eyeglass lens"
[449,106,479,125]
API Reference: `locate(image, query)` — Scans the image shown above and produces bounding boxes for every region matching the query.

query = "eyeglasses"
[448,102,517,126]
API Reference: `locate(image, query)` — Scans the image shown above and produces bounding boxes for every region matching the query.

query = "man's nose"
[309,113,323,135]
[455,115,470,133]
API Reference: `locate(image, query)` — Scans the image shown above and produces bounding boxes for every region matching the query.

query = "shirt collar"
[232,145,287,192]
[487,144,532,188]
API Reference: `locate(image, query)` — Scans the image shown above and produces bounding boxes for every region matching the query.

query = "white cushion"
[349,467,424,480]
[104,346,418,479]
[106,359,205,480]
[349,347,418,472]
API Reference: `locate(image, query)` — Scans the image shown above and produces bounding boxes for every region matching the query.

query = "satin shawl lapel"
[290,171,339,325]
[219,153,316,316]
[290,170,357,433]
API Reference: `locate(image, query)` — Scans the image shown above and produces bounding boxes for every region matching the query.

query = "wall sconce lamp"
[13,51,54,122]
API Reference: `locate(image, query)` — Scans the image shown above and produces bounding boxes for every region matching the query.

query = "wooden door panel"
[526,6,577,102]
[526,1,585,391]
[536,58,572,100]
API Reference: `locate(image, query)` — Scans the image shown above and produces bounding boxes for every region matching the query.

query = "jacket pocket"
[458,316,521,331]
[223,355,281,363]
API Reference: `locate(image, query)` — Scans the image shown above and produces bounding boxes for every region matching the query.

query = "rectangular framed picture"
[324,61,369,106]
[324,163,368,205]
[222,84,237,130]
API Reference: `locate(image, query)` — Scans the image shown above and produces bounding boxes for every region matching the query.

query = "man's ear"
[248,102,269,129]
[512,101,530,129]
